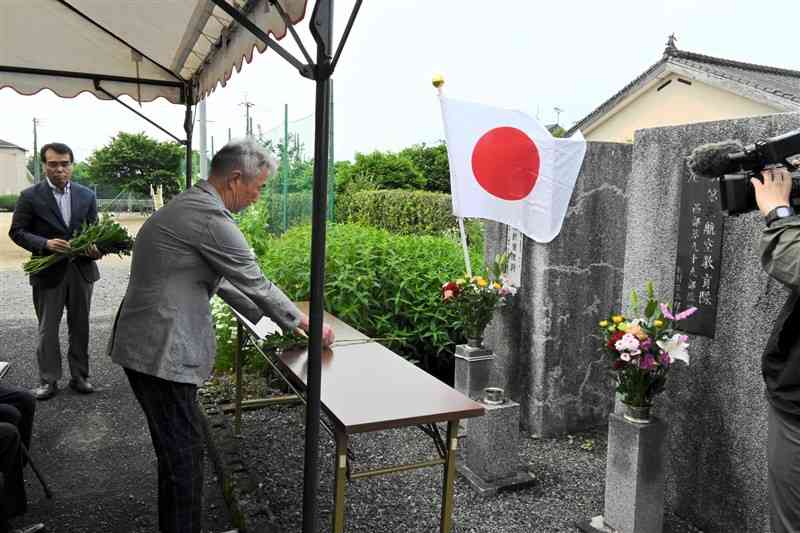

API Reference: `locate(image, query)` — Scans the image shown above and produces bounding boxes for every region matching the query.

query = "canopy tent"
[0,0,308,104]
[0,1,361,531]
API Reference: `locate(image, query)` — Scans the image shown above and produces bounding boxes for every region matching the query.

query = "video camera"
[687,128,800,215]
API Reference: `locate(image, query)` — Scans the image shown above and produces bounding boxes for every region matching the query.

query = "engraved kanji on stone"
[707,187,720,204]
[703,221,716,236]
[692,216,703,228]
[692,202,703,216]
[702,255,714,270]
[699,290,712,306]
[702,272,712,290]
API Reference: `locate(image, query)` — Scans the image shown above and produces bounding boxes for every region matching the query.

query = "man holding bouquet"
[9,143,102,400]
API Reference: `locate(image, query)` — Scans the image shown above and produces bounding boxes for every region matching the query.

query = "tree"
[399,142,450,193]
[336,150,426,193]
[85,132,185,198]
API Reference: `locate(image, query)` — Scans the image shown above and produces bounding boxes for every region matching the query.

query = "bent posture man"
[109,138,334,533]
[9,143,101,400]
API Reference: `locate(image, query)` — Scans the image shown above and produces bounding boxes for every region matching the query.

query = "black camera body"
[688,128,800,215]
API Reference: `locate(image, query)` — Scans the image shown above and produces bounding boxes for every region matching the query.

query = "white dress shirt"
[46,177,71,228]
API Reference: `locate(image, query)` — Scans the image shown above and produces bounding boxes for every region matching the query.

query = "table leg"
[440,420,458,533]
[234,320,243,436]
[333,430,348,533]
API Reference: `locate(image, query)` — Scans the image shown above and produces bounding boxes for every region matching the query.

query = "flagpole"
[434,74,473,278]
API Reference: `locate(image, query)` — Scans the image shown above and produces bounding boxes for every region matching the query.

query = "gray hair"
[209,138,277,182]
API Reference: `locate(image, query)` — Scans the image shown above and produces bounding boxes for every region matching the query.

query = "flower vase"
[622,403,652,424]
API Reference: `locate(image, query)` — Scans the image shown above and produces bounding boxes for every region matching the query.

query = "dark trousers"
[768,403,800,533]
[124,368,204,533]
[32,263,93,384]
[0,385,36,525]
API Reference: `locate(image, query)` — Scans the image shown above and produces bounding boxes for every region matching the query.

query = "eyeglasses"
[45,161,73,169]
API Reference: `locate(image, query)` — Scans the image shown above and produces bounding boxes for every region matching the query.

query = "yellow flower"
[653,319,664,328]
[599,320,609,328]
[476,277,488,287]
[492,282,501,289]
[611,315,624,324]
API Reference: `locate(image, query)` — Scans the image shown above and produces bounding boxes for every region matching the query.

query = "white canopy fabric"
[0,0,309,104]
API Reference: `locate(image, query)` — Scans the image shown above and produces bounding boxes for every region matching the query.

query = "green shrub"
[341,189,484,247]
[0,194,18,211]
[258,223,485,366]
[211,296,267,372]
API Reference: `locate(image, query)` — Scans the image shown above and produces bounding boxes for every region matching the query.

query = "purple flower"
[640,354,656,370]
[659,351,671,367]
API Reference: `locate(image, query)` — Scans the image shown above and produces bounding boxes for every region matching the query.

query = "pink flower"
[659,351,671,366]
[660,303,698,321]
[640,354,656,370]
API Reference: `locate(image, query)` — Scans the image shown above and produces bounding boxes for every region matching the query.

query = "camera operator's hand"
[752,167,793,217]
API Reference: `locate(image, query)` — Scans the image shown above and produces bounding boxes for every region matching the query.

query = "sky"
[2,0,799,165]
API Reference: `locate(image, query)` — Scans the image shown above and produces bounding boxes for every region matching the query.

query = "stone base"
[575,515,617,532]
[603,413,667,533]
[457,462,536,496]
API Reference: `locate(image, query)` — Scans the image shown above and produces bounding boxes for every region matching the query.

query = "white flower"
[620,352,631,362]
[615,333,641,354]
[657,334,690,365]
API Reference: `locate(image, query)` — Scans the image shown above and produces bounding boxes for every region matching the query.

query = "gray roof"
[566,44,800,137]
[0,139,26,151]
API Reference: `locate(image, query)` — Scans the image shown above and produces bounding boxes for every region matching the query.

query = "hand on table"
[297,314,336,347]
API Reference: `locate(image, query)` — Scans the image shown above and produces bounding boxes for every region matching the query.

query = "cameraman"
[753,161,800,533]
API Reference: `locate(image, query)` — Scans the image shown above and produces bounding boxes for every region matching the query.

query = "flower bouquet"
[599,281,696,420]
[441,254,517,345]
[23,213,134,274]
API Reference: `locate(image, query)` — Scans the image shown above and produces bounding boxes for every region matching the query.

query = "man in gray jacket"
[109,138,333,533]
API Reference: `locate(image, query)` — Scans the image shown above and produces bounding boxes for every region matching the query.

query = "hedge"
[257,223,485,367]
[0,194,18,211]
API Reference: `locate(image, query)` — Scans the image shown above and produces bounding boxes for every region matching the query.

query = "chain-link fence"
[252,106,335,234]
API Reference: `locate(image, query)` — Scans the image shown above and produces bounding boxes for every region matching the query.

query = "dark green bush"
[0,194,18,211]
[258,223,485,366]
[340,189,484,248]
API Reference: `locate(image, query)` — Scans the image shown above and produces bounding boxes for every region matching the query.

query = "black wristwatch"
[765,205,796,227]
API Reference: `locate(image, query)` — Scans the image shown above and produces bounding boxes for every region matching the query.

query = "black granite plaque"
[672,174,724,337]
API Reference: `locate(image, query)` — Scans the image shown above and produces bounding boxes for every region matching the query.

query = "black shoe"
[32,382,57,401]
[69,377,93,394]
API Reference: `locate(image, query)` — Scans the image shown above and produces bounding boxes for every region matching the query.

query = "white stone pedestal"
[579,413,667,533]
[457,399,535,496]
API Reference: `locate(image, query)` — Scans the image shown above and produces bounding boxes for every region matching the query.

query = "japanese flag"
[439,95,587,243]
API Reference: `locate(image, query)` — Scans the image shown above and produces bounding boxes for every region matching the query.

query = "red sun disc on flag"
[471,126,540,200]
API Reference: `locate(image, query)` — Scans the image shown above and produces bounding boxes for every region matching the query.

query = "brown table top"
[235,302,484,434]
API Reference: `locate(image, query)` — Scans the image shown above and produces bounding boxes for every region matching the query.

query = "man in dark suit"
[9,143,101,400]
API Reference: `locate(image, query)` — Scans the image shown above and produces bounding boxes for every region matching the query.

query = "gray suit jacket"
[108,180,302,385]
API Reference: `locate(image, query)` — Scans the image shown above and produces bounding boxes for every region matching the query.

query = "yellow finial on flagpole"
[432,73,445,95]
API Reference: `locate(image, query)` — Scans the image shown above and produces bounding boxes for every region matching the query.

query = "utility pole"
[553,106,564,126]
[240,97,255,136]
[199,98,208,179]
[32,117,40,180]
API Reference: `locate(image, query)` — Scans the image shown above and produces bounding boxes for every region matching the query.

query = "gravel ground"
[238,404,703,533]
[0,265,235,533]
